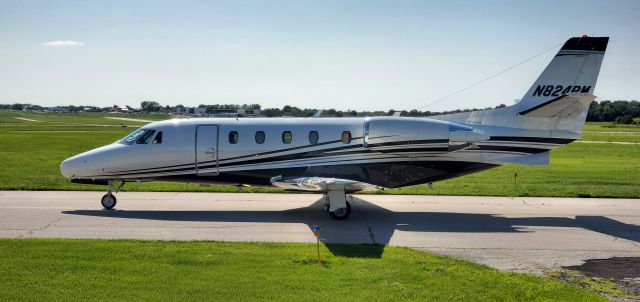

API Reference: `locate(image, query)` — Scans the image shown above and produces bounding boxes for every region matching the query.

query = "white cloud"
[42,40,84,47]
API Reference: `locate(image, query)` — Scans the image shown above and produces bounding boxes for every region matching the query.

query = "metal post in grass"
[312,225,321,263]
[514,172,518,189]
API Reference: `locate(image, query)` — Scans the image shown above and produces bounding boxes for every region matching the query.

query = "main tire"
[101,194,117,210]
[329,201,351,220]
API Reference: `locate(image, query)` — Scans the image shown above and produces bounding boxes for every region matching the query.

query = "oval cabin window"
[341,131,351,144]
[229,131,239,144]
[255,131,265,144]
[308,131,319,145]
[282,131,292,144]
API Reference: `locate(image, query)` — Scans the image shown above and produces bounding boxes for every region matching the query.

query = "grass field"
[1,110,639,198]
[0,238,607,301]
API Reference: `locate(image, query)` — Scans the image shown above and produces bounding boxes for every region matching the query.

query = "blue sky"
[1,0,638,111]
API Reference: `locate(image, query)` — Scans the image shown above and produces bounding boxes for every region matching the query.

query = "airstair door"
[196,125,219,176]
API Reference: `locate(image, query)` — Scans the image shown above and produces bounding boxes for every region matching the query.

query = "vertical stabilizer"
[515,36,608,112]
[432,36,609,135]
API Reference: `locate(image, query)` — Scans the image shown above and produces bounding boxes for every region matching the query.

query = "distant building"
[209,108,261,117]
[170,107,261,117]
[111,105,128,113]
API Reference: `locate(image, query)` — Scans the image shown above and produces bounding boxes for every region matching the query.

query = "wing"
[270,176,379,193]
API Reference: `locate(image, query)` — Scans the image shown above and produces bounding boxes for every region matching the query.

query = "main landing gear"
[323,190,352,220]
[101,180,125,210]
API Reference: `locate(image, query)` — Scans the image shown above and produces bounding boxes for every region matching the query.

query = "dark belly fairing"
[155,161,497,189]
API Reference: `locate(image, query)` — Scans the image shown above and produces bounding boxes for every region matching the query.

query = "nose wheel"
[101,180,124,210]
[101,194,117,209]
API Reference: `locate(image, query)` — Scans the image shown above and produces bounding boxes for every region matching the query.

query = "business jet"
[60,36,608,219]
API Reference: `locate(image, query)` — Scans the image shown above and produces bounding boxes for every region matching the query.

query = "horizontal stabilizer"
[518,94,595,118]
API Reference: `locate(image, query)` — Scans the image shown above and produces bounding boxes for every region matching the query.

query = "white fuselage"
[59,116,570,189]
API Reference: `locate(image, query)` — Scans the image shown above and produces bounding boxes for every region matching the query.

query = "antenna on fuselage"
[311,110,323,118]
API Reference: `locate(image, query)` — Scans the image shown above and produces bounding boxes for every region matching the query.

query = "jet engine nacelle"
[365,117,488,153]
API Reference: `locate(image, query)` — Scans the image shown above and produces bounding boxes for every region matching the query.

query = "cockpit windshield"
[118,128,147,145]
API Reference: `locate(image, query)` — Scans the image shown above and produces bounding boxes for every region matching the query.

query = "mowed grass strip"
[0,239,606,301]
[579,132,640,143]
[583,122,640,132]
[386,142,640,198]
[0,110,638,197]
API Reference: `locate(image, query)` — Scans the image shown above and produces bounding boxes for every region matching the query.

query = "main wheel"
[329,201,351,220]
[101,194,117,210]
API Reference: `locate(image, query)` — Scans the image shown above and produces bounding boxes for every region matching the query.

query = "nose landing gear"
[101,193,117,209]
[101,180,125,210]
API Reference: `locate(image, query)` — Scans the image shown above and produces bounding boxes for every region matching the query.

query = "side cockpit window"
[136,130,156,144]
[118,128,160,145]
[152,132,163,144]
[118,128,147,145]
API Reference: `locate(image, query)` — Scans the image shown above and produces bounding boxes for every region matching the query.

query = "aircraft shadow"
[63,196,640,258]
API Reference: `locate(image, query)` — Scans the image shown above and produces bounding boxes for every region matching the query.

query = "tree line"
[587,100,640,124]
[2,100,639,124]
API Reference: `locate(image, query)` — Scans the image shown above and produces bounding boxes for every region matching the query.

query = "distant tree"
[140,101,162,112]
[262,108,282,117]
[68,105,82,112]
[11,103,23,110]
[615,115,634,124]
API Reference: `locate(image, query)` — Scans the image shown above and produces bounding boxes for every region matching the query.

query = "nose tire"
[101,194,117,210]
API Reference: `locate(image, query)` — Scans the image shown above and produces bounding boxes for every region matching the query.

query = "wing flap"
[270,176,378,192]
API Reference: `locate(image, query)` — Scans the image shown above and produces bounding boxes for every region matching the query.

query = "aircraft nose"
[60,157,81,179]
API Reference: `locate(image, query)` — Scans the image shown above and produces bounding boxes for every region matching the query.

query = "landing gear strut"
[101,180,124,210]
[323,190,351,220]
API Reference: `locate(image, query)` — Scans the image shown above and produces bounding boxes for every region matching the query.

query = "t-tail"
[432,36,609,165]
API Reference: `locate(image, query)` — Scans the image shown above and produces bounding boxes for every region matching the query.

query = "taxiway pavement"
[1,191,638,274]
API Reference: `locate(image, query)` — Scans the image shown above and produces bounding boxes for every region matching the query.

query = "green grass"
[580,132,640,143]
[0,110,638,198]
[0,238,606,301]
[387,142,640,198]
[583,122,640,132]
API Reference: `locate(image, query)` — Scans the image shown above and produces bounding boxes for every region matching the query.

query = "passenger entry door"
[195,125,219,176]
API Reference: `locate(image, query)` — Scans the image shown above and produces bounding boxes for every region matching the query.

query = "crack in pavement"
[352,197,377,244]
[18,215,68,238]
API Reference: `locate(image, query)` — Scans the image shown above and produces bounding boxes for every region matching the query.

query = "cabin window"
[341,131,351,144]
[229,131,239,144]
[282,131,292,144]
[255,131,265,144]
[309,131,319,145]
[136,130,156,144]
[152,132,163,144]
